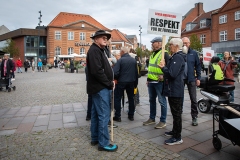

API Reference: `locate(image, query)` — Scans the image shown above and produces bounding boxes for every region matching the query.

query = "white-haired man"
[87,30,118,152]
[182,37,201,126]
[159,38,186,145]
[113,46,138,121]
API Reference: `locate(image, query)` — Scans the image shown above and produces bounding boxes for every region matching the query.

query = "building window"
[200,35,206,44]
[186,24,191,31]
[55,31,61,40]
[80,48,85,54]
[235,28,240,40]
[235,11,240,20]
[80,32,85,40]
[55,47,61,55]
[219,15,227,24]
[200,20,206,28]
[68,47,74,55]
[68,32,74,40]
[220,31,227,41]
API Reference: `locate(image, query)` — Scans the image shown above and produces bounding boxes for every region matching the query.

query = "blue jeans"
[17,67,22,73]
[148,82,167,122]
[229,90,234,102]
[91,88,111,147]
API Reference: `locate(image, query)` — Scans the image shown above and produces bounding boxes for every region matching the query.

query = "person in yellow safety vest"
[143,37,170,129]
[209,56,224,85]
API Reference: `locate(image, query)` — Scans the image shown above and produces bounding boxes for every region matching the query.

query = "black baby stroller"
[0,76,16,92]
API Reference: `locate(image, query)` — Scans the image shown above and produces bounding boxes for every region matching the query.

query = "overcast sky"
[1,0,227,49]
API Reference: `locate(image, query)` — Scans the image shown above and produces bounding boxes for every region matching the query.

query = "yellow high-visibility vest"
[147,50,164,81]
[212,63,224,80]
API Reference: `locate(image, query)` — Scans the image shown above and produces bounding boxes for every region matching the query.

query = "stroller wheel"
[198,99,211,113]
[8,88,11,92]
[13,86,16,91]
[212,137,222,150]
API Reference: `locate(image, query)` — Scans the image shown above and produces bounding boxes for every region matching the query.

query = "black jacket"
[113,53,138,87]
[42,59,47,65]
[86,43,113,94]
[1,59,14,78]
[162,51,185,97]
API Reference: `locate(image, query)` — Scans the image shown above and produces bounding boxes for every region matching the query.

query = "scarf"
[4,59,8,76]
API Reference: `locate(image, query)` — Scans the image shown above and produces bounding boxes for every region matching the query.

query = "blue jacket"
[162,51,185,97]
[186,48,201,82]
[113,53,138,87]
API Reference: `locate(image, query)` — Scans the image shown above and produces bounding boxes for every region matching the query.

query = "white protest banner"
[147,9,182,37]
[202,48,214,66]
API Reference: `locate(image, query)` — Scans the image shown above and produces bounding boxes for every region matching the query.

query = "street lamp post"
[38,11,42,60]
[139,25,142,62]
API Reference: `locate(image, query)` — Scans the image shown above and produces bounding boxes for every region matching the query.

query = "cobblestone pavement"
[0,68,240,159]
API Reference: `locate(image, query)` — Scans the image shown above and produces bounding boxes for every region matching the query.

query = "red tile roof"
[48,12,110,31]
[111,29,132,44]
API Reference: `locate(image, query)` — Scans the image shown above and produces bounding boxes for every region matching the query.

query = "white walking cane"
[111,80,115,142]
[111,67,115,142]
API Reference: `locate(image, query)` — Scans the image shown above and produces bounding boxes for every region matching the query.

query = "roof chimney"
[195,2,204,16]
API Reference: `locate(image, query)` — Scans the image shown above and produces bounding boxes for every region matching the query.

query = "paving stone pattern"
[0,69,240,159]
[0,126,186,160]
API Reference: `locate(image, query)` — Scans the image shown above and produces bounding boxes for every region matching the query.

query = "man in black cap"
[143,37,169,129]
[87,30,118,152]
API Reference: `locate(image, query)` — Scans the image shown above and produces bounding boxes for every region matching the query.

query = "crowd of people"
[0,29,238,151]
[84,29,238,152]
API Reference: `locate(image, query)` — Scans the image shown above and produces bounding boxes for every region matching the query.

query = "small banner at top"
[147,9,182,37]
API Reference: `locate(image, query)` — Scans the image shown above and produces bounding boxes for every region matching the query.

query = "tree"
[189,34,202,53]
[135,47,143,58]
[165,36,172,53]
[2,39,20,57]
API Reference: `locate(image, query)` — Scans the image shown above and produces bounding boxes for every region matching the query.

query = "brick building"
[47,12,112,63]
[126,35,138,49]
[211,0,240,55]
[182,0,240,56]
[111,29,133,54]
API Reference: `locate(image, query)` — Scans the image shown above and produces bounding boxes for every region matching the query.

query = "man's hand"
[158,75,163,81]
[10,70,12,73]
[112,81,115,90]
[158,61,165,69]
[196,79,200,86]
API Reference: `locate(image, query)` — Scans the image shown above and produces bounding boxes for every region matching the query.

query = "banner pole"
[161,35,166,63]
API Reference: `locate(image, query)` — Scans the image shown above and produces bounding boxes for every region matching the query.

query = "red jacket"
[16,59,22,67]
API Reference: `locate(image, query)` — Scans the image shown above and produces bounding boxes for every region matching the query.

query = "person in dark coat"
[23,59,30,72]
[113,47,138,121]
[70,59,74,73]
[87,30,118,152]
[0,54,14,89]
[159,38,185,145]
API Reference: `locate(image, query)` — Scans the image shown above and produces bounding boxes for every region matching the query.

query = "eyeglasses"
[101,36,108,41]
